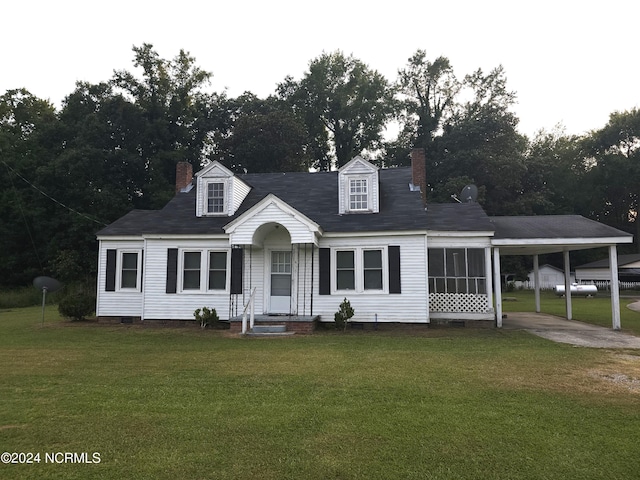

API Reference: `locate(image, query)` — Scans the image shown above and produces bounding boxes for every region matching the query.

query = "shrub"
[193,307,220,328]
[58,285,96,321]
[334,298,355,331]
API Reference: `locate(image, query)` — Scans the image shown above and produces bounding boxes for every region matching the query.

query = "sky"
[3,0,638,138]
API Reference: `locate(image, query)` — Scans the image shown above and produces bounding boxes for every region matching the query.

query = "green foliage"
[57,283,96,321]
[333,297,355,331]
[279,50,394,170]
[193,306,220,329]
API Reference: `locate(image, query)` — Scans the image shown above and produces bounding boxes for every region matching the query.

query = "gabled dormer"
[195,161,251,217]
[338,156,379,214]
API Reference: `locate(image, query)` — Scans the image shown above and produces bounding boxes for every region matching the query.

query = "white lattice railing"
[429,293,490,313]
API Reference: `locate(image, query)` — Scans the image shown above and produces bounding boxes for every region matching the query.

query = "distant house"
[576,254,640,282]
[95,149,633,331]
[518,264,575,289]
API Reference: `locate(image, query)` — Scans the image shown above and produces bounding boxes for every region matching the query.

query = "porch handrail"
[241,287,257,334]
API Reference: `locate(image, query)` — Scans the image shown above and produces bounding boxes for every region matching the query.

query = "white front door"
[269,251,291,314]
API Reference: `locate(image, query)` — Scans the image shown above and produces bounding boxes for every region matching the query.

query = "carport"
[489,215,634,330]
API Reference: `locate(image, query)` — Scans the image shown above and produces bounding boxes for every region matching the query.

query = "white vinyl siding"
[96,240,145,317]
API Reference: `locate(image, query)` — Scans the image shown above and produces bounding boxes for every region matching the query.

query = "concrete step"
[245,331,296,337]
[251,324,287,334]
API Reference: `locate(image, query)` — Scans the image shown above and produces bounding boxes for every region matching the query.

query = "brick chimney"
[175,161,193,194]
[410,148,426,204]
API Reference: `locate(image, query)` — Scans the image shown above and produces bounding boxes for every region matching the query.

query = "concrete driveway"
[502,307,640,349]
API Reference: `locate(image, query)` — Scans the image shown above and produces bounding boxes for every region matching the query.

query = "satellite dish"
[460,184,478,203]
[33,276,62,293]
[33,276,63,324]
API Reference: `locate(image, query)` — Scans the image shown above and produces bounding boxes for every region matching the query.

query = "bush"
[193,307,220,328]
[334,298,355,331]
[58,286,96,321]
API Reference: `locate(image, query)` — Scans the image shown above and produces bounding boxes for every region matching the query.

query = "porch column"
[609,245,621,330]
[533,254,541,313]
[493,247,503,328]
[563,249,572,320]
[485,247,494,315]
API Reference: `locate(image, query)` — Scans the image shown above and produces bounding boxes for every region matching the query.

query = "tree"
[392,50,460,165]
[278,51,394,170]
[212,94,311,173]
[0,89,61,285]
[580,108,640,249]
[429,66,527,215]
[111,44,225,207]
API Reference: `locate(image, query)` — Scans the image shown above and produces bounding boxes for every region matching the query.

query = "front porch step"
[245,331,296,337]
[252,324,287,333]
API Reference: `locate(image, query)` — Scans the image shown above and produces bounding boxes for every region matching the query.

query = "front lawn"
[1,307,639,479]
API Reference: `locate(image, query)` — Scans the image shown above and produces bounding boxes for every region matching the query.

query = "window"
[335,248,385,292]
[336,251,355,290]
[120,252,139,289]
[363,250,382,290]
[207,182,225,213]
[208,251,227,290]
[349,178,368,211]
[428,248,486,294]
[183,251,201,290]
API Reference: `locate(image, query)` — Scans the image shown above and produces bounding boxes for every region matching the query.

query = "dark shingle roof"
[576,254,640,269]
[425,203,494,232]
[98,167,446,236]
[490,215,631,240]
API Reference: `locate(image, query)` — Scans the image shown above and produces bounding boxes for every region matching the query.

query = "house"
[517,264,575,290]
[576,254,640,283]
[95,149,634,331]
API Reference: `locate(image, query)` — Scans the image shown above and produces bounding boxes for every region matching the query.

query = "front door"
[269,251,291,314]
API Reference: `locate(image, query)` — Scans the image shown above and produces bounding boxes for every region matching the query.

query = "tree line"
[1,44,638,287]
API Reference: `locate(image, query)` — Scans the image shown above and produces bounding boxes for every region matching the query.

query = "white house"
[95,150,634,332]
[518,264,575,290]
[576,254,640,282]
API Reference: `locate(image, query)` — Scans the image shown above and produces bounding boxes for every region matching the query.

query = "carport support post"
[563,249,572,320]
[533,255,541,313]
[493,247,503,328]
[609,245,621,330]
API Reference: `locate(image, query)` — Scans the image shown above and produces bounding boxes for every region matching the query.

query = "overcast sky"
[3,0,638,138]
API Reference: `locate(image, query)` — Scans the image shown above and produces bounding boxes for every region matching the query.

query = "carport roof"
[489,215,633,255]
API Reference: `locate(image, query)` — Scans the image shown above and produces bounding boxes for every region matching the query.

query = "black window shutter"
[140,250,144,292]
[230,249,243,294]
[105,249,117,292]
[389,246,401,294]
[319,248,331,295]
[166,248,178,294]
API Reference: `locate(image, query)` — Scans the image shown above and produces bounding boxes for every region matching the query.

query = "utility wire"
[1,159,109,227]
[4,160,44,271]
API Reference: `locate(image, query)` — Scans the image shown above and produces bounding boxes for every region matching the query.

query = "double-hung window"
[120,252,139,289]
[183,251,202,290]
[334,248,385,292]
[207,182,225,214]
[208,251,227,290]
[349,178,368,211]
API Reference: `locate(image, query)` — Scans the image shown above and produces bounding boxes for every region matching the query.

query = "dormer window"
[349,178,369,211]
[338,156,379,214]
[207,182,225,214]
[195,161,251,218]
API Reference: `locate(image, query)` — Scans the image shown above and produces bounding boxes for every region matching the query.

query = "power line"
[1,159,109,227]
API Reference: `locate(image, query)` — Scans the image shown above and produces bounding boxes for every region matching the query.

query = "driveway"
[502,306,640,349]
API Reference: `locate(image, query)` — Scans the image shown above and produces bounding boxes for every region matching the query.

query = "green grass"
[1,307,640,479]
[502,289,640,335]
